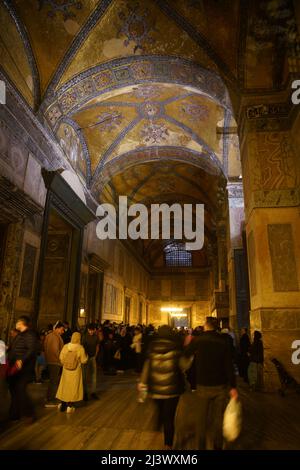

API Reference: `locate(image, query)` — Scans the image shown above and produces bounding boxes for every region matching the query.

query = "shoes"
[91,393,99,400]
[58,403,67,412]
[66,406,75,414]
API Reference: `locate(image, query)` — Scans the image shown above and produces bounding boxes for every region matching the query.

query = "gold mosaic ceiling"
[1,0,296,268]
[1,0,295,196]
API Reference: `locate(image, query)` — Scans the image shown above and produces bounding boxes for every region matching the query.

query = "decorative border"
[45,0,114,96]
[3,0,41,109]
[246,187,300,220]
[43,55,231,129]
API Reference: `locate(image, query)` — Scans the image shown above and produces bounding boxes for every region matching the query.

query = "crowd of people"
[0,315,264,449]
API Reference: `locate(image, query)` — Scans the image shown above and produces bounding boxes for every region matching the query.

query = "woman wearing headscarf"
[56,332,88,413]
[138,325,185,449]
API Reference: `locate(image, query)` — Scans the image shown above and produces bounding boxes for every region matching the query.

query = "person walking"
[81,323,99,400]
[139,325,185,450]
[44,321,64,407]
[7,315,38,423]
[56,332,88,413]
[176,318,238,450]
[131,327,143,373]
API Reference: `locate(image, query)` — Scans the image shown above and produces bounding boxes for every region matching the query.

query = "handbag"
[223,397,242,442]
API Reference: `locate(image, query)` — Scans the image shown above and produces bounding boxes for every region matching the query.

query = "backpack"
[62,345,79,370]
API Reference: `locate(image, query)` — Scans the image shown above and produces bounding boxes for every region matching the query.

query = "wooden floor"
[0,371,300,450]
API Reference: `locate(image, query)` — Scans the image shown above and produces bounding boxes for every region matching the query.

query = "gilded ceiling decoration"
[1,0,293,221]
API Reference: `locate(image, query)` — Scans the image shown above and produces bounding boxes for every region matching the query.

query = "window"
[164,241,192,267]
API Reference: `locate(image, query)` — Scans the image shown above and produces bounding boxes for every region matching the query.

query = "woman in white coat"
[56,332,88,413]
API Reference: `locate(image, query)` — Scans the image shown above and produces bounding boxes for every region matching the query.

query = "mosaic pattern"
[133,85,161,100]
[38,0,83,20]
[95,111,123,131]
[45,56,229,127]
[139,102,161,119]
[181,102,209,121]
[119,3,156,53]
[140,122,169,145]
[57,121,87,178]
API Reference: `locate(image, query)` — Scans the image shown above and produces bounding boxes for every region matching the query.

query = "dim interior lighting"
[161,307,183,312]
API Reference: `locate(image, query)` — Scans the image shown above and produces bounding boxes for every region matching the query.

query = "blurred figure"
[178,318,237,450]
[248,330,264,391]
[7,315,38,423]
[103,330,118,375]
[56,332,88,413]
[44,321,64,407]
[35,330,46,383]
[239,328,251,382]
[82,323,99,400]
[115,326,132,372]
[131,327,143,373]
[139,325,185,450]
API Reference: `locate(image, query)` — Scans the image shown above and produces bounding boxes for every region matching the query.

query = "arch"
[93,146,225,194]
[43,55,232,129]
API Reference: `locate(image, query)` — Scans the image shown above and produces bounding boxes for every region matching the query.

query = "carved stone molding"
[246,187,300,216]
[239,98,298,133]
[0,175,43,224]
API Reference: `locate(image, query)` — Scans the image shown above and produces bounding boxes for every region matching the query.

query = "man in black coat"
[7,315,38,423]
[140,325,185,449]
[178,318,238,450]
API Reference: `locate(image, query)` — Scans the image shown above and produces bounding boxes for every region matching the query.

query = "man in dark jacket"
[179,318,238,450]
[7,315,38,423]
[140,325,185,449]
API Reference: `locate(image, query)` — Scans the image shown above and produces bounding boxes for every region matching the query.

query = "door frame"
[34,170,95,328]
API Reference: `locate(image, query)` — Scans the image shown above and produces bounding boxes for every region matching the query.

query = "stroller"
[271,358,300,396]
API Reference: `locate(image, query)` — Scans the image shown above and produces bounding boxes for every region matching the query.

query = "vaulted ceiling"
[1,0,298,270]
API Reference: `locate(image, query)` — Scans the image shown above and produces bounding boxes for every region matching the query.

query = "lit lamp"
[160,307,187,318]
[79,308,86,318]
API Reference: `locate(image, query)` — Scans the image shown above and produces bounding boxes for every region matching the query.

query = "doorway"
[37,207,81,328]
[168,308,191,329]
